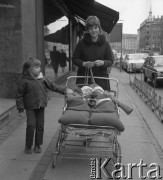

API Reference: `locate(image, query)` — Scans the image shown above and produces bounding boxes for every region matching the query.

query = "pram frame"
[65,76,119,98]
[52,76,122,169]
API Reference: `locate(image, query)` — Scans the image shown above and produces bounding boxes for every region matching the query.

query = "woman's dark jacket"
[72,33,114,90]
[16,75,65,112]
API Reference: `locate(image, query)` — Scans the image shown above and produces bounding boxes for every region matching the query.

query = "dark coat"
[60,51,67,67]
[16,75,65,111]
[72,32,114,90]
[50,50,60,65]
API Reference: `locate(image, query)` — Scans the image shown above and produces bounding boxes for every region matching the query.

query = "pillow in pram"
[92,99,117,112]
[89,100,125,132]
[89,112,124,132]
[58,97,91,125]
[58,110,90,125]
[66,97,90,111]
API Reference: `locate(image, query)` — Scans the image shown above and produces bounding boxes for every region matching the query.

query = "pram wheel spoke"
[52,127,66,168]
[52,152,58,168]
[52,152,62,168]
[113,141,122,169]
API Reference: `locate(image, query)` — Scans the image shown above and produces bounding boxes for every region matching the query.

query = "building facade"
[138,9,163,55]
[0,0,44,98]
[110,34,138,55]
[122,34,138,54]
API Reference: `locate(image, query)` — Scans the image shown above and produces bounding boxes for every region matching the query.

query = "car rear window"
[128,54,147,60]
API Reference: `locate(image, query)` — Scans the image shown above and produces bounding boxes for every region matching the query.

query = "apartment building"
[110,34,138,55]
[138,8,163,54]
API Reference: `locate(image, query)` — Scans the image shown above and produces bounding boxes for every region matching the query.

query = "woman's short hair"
[85,16,102,32]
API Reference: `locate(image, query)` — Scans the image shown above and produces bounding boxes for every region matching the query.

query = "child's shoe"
[34,145,41,153]
[24,147,33,154]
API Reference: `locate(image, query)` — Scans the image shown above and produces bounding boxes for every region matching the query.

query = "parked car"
[121,53,148,72]
[143,55,163,87]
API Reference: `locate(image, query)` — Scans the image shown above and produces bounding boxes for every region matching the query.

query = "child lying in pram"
[59,84,131,133]
[66,85,133,115]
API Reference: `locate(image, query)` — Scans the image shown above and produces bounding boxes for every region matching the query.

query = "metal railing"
[129,67,163,123]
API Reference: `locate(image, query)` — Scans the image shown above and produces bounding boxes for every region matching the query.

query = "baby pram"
[52,71,123,173]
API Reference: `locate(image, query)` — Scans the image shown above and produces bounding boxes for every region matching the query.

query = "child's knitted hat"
[81,86,93,97]
[93,86,104,94]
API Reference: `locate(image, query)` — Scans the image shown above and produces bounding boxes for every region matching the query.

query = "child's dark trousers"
[25,108,45,148]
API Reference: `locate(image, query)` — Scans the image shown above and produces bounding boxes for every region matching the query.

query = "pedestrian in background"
[50,46,60,78]
[72,15,114,90]
[60,49,67,73]
[16,57,66,154]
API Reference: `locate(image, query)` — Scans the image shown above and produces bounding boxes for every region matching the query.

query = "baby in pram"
[59,84,133,133]
[66,85,133,115]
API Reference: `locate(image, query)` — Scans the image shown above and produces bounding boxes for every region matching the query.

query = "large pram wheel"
[113,141,122,169]
[52,129,63,168]
[52,152,58,168]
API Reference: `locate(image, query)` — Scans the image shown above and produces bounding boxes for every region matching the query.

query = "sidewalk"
[0,68,163,180]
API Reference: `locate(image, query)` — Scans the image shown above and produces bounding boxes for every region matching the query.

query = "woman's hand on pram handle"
[82,61,94,68]
[94,60,104,66]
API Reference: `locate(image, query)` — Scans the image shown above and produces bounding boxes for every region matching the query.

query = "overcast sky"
[96,0,163,34]
[48,0,163,35]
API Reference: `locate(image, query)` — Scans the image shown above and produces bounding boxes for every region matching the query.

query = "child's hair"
[22,57,41,76]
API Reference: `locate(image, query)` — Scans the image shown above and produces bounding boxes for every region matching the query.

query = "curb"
[0,104,17,127]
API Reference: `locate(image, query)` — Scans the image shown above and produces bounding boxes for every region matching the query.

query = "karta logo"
[90,157,114,179]
[90,158,162,179]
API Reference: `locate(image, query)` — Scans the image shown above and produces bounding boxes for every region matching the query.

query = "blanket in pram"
[58,97,124,132]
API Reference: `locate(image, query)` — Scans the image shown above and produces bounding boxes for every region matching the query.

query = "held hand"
[83,61,94,68]
[66,88,74,97]
[66,88,73,94]
[94,60,104,66]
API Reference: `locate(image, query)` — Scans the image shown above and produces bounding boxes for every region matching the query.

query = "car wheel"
[144,74,147,82]
[152,75,158,88]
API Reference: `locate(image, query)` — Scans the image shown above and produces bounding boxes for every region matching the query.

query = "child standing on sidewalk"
[16,57,66,154]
